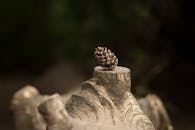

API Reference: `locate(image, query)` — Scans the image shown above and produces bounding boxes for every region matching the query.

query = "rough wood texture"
[138,95,173,130]
[11,86,46,130]
[11,66,173,130]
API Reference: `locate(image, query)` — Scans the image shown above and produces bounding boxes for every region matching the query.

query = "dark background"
[0,0,195,129]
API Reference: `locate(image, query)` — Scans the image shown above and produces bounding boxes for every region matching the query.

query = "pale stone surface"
[11,66,173,130]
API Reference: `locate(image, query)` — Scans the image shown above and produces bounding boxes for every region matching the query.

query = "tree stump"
[11,66,173,130]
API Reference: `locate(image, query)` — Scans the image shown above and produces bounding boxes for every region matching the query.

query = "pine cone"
[94,46,118,70]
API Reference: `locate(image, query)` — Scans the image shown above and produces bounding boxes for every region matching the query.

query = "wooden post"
[93,66,131,106]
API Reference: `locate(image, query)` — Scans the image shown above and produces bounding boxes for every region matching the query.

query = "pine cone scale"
[94,47,118,70]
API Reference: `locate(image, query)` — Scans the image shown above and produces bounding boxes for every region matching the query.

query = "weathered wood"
[11,66,173,130]
[63,66,154,130]
[93,66,131,106]
[138,95,173,130]
[11,86,46,130]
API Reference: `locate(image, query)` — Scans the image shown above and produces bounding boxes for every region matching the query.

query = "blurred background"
[0,0,195,129]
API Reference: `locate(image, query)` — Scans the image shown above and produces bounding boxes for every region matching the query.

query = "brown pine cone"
[94,46,118,70]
